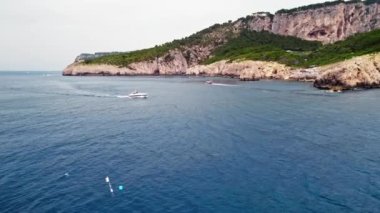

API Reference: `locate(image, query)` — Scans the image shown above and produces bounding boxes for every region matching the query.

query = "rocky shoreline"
[313,54,380,91]
[63,53,380,91]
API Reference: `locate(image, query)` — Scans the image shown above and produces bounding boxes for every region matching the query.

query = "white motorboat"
[205,80,213,85]
[128,90,148,98]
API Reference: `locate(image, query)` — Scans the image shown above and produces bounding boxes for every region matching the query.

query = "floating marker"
[118,185,124,191]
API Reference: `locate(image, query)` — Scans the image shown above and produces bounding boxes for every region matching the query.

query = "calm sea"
[1,71,379,212]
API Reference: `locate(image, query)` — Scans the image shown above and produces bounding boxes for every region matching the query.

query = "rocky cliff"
[64,49,189,76]
[63,1,380,90]
[232,1,380,43]
[314,53,380,90]
[271,2,380,43]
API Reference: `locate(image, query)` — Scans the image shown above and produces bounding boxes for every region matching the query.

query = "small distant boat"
[128,90,148,98]
[205,80,213,85]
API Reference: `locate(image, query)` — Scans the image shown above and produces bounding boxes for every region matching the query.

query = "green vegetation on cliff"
[85,28,380,68]
[303,29,380,66]
[85,23,232,67]
[205,29,380,67]
[203,30,321,65]
[86,29,380,68]
[84,44,174,67]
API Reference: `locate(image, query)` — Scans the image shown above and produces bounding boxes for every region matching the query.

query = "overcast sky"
[0,0,325,71]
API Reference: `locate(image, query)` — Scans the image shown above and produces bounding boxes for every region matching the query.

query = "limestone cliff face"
[233,12,274,33]
[64,49,189,76]
[271,2,380,43]
[64,59,294,80]
[231,2,380,43]
[186,60,293,80]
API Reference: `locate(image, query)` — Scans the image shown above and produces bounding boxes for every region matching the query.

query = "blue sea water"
[0,71,380,212]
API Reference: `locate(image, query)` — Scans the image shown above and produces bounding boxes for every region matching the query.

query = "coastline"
[63,53,380,91]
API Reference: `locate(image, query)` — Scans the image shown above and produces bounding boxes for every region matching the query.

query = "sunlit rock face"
[271,2,380,43]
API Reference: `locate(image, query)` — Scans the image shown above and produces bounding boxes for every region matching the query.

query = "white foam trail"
[53,81,114,98]
[105,176,114,196]
[90,93,112,98]
[116,95,131,99]
[211,83,237,87]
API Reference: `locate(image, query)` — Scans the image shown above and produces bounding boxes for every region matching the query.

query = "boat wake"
[116,95,131,99]
[211,83,237,87]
